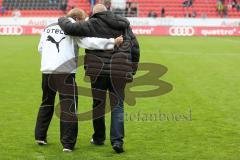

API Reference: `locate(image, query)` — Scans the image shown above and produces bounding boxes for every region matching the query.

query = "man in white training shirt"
[34,8,123,152]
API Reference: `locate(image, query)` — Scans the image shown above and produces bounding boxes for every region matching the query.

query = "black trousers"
[35,74,78,150]
[91,76,126,145]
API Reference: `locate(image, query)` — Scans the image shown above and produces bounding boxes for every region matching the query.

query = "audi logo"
[169,27,195,36]
[0,26,23,35]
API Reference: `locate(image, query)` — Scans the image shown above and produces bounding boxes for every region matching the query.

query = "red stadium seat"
[0,0,239,18]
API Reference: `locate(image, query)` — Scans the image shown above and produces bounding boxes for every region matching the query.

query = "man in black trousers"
[58,4,140,153]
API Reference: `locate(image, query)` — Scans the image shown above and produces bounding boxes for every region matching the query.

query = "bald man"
[58,4,140,153]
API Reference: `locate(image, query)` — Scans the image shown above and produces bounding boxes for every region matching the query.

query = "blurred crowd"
[93,0,139,17]
[217,0,240,17]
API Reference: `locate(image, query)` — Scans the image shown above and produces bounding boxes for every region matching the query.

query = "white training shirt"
[38,19,115,74]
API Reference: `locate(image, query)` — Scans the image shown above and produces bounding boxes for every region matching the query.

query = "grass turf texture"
[0,36,240,160]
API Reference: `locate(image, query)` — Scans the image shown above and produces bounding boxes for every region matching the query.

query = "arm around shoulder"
[58,17,91,36]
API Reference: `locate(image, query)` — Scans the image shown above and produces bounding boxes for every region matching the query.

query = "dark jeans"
[35,74,78,150]
[91,76,126,145]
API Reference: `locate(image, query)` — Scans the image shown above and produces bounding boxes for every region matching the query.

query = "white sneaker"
[90,138,104,145]
[36,140,47,145]
[63,148,73,152]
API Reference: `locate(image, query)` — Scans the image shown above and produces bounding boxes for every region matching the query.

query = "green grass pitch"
[0,36,240,160]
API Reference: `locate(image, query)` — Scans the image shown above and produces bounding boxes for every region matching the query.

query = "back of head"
[91,4,130,30]
[67,8,86,21]
[93,4,107,14]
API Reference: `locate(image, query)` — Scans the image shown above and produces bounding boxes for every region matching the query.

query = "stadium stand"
[131,0,240,18]
[0,0,240,18]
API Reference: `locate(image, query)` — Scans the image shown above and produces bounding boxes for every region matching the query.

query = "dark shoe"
[90,138,105,145]
[112,143,124,153]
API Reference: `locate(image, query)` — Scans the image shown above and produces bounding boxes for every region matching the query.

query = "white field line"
[142,50,240,55]
[216,38,240,44]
